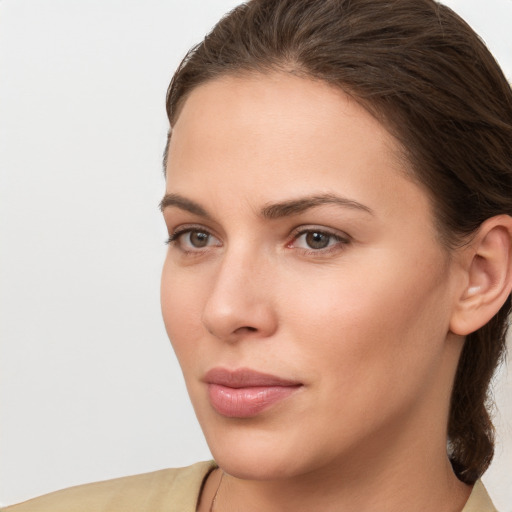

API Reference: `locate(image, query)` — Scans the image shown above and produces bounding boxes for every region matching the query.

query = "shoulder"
[2,461,217,512]
[462,480,498,512]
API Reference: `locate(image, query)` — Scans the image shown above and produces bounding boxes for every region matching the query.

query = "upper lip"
[204,367,302,388]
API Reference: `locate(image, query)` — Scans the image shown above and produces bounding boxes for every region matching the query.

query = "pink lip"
[204,368,302,418]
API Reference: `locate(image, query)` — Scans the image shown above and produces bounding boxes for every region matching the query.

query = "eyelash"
[166,225,220,252]
[165,226,350,256]
[287,227,350,256]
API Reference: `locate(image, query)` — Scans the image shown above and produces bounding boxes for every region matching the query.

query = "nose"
[201,250,278,343]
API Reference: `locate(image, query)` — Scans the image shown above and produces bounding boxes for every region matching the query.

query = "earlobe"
[450,215,512,336]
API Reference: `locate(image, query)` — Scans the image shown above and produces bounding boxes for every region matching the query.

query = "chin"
[201,416,347,483]
[201,418,307,480]
[212,447,298,481]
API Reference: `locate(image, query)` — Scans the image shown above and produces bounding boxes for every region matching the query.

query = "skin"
[161,73,472,511]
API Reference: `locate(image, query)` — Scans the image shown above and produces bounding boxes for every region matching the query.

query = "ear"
[450,215,512,336]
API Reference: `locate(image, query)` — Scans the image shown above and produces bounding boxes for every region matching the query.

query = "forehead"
[171,73,392,140]
[168,73,403,174]
[165,73,435,232]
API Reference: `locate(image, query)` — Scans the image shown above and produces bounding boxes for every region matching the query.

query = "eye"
[289,228,349,253]
[184,230,211,248]
[298,231,334,249]
[167,227,221,251]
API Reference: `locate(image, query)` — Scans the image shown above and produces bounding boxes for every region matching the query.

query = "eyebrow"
[261,193,374,219]
[160,192,373,219]
[159,193,211,218]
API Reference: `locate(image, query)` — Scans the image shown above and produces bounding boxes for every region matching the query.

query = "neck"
[210,436,471,512]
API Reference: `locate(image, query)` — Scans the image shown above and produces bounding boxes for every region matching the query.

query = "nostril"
[236,326,257,333]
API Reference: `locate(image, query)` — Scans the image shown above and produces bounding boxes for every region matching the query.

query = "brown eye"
[167,227,222,252]
[188,230,210,248]
[290,228,349,254]
[305,231,331,249]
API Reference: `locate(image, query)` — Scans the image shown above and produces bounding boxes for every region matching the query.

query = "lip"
[204,367,303,418]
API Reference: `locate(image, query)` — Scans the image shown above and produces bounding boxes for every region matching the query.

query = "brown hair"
[165,0,512,483]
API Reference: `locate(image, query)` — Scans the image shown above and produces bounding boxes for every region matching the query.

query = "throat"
[197,460,472,512]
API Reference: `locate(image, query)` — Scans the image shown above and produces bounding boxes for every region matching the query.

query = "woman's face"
[161,73,463,480]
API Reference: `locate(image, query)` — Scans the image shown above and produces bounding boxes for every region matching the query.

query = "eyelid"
[166,224,222,250]
[166,225,197,244]
[165,223,350,256]
[287,225,351,253]
[289,225,351,242]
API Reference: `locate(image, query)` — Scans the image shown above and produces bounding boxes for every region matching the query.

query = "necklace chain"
[209,470,225,512]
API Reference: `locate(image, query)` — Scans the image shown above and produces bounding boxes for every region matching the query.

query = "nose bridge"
[201,243,277,341]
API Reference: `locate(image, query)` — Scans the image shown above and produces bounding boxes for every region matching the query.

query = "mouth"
[204,367,303,418]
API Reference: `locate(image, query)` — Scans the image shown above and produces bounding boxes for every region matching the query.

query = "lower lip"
[207,384,301,418]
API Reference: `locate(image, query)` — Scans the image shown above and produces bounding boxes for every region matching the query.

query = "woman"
[4,0,511,510]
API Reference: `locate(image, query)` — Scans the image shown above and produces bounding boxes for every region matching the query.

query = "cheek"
[160,258,207,361]
[281,248,452,393]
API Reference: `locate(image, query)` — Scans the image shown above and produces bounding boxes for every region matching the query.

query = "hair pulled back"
[166,0,512,483]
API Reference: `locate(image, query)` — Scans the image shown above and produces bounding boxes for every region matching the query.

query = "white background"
[1,0,511,508]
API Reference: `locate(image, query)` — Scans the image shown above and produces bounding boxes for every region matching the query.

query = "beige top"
[2,461,497,512]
